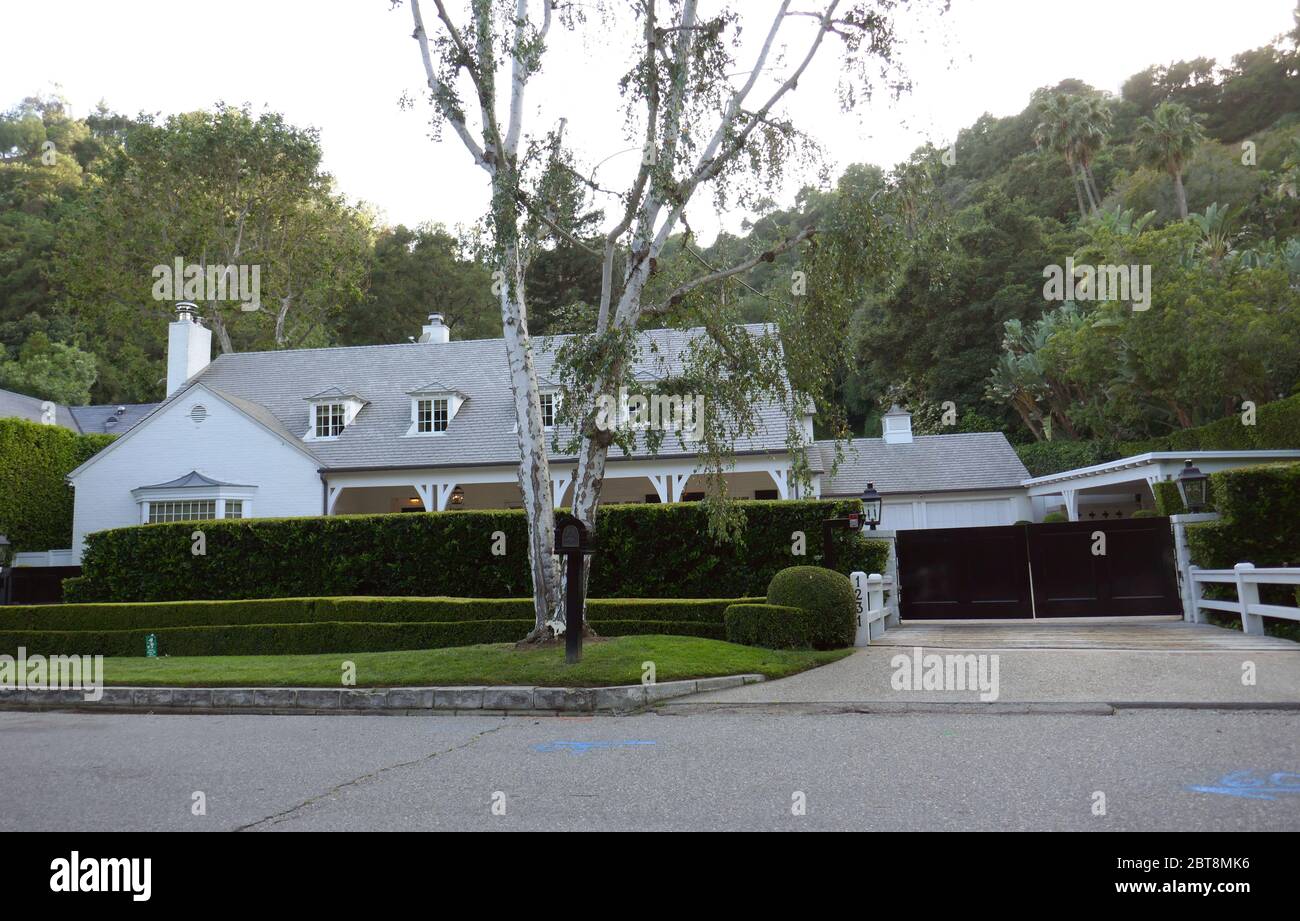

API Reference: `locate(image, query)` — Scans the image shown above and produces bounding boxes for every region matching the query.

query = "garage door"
[925,499,1014,529]
[897,518,1181,619]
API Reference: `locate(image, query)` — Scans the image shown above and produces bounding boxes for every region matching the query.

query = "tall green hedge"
[1014,393,1300,477]
[1186,463,1300,571]
[69,499,891,603]
[0,418,114,553]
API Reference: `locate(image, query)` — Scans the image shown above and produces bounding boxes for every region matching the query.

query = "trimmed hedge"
[0,595,761,632]
[765,566,856,649]
[0,595,761,656]
[69,500,891,603]
[1151,481,1189,517]
[724,603,817,649]
[1186,463,1300,571]
[1014,439,1121,478]
[0,418,114,553]
[1014,393,1300,477]
[0,618,733,658]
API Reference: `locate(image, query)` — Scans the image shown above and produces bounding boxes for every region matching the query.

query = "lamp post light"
[1176,460,1210,513]
[860,483,883,531]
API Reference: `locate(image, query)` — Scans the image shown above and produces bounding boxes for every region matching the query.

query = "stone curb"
[0,675,765,716]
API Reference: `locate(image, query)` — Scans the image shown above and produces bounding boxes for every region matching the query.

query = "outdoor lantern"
[449,486,465,507]
[860,483,883,531]
[1176,460,1209,512]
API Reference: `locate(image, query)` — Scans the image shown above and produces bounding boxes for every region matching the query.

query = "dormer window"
[416,397,449,434]
[540,391,558,429]
[406,380,466,436]
[303,387,367,441]
[315,403,346,438]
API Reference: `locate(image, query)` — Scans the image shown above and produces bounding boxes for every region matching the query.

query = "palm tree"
[1135,101,1206,219]
[1068,94,1113,212]
[1034,93,1088,219]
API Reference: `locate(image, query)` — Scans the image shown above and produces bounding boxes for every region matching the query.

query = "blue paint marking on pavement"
[1186,770,1300,800]
[531,740,657,755]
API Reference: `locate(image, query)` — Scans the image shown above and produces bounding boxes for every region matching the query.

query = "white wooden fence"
[1187,563,1300,635]
[851,571,899,646]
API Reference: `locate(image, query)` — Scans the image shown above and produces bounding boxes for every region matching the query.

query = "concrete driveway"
[672,618,1300,708]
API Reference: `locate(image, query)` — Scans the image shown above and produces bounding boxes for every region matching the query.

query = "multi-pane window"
[225,500,244,520]
[148,500,217,523]
[417,397,449,434]
[540,392,557,428]
[314,403,346,438]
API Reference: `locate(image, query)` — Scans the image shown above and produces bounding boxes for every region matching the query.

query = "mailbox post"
[821,512,862,569]
[553,516,596,664]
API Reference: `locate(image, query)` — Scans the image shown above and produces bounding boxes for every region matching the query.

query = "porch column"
[326,485,344,515]
[648,474,670,503]
[414,481,457,511]
[551,471,573,507]
[767,467,790,500]
[1060,488,1079,522]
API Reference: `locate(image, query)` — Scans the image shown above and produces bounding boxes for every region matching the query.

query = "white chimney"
[167,302,212,396]
[419,313,450,344]
[882,404,913,444]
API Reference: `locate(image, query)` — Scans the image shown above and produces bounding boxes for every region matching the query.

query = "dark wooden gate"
[897,525,1033,619]
[1027,518,1180,618]
[897,518,1180,620]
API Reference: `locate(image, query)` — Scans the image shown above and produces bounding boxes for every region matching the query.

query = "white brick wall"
[69,385,322,562]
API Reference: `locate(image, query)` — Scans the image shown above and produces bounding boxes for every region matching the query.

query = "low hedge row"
[69,499,891,603]
[0,617,733,658]
[723,604,817,649]
[0,596,762,633]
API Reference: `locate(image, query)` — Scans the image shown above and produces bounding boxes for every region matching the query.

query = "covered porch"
[1022,450,1300,522]
[323,454,815,514]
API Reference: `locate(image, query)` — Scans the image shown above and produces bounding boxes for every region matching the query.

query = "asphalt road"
[2,708,1297,831]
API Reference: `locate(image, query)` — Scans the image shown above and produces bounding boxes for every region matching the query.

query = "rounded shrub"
[1129,509,1159,518]
[765,566,856,649]
[1043,511,1068,523]
[724,603,816,649]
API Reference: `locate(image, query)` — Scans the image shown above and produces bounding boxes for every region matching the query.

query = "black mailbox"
[553,515,596,663]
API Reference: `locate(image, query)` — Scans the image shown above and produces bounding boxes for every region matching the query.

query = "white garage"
[815,407,1033,531]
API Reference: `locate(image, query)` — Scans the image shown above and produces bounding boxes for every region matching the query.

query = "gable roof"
[817,433,1030,496]
[66,382,323,479]
[116,324,793,471]
[0,387,78,431]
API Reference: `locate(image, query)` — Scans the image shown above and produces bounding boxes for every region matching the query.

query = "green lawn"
[100,635,853,688]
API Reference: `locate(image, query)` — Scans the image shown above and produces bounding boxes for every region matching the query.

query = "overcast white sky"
[4,0,1295,242]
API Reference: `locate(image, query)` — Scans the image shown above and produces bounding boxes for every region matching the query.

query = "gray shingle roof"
[67,403,159,435]
[817,433,1030,495]
[0,387,78,430]
[157,324,792,471]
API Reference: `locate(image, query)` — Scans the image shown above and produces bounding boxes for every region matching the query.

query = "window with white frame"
[225,500,244,519]
[417,397,450,434]
[148,500,217,523]
[540,391,558,429]
[314,402,346,438]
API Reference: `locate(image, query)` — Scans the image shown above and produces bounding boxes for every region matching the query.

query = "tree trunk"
[1173,170,1189,219]
[498,243,563,635]
[1069,161,1087,219]
[1082,162,1101,213]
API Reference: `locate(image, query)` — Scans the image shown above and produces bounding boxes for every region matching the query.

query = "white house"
[54,307,1042,563]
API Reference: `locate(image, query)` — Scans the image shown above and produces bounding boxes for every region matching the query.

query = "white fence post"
[1171,512,1219,622]
[851,571,870,646]
[1233,562,1265,635]
[867,573,886,641]
[1187,565,1204,624]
